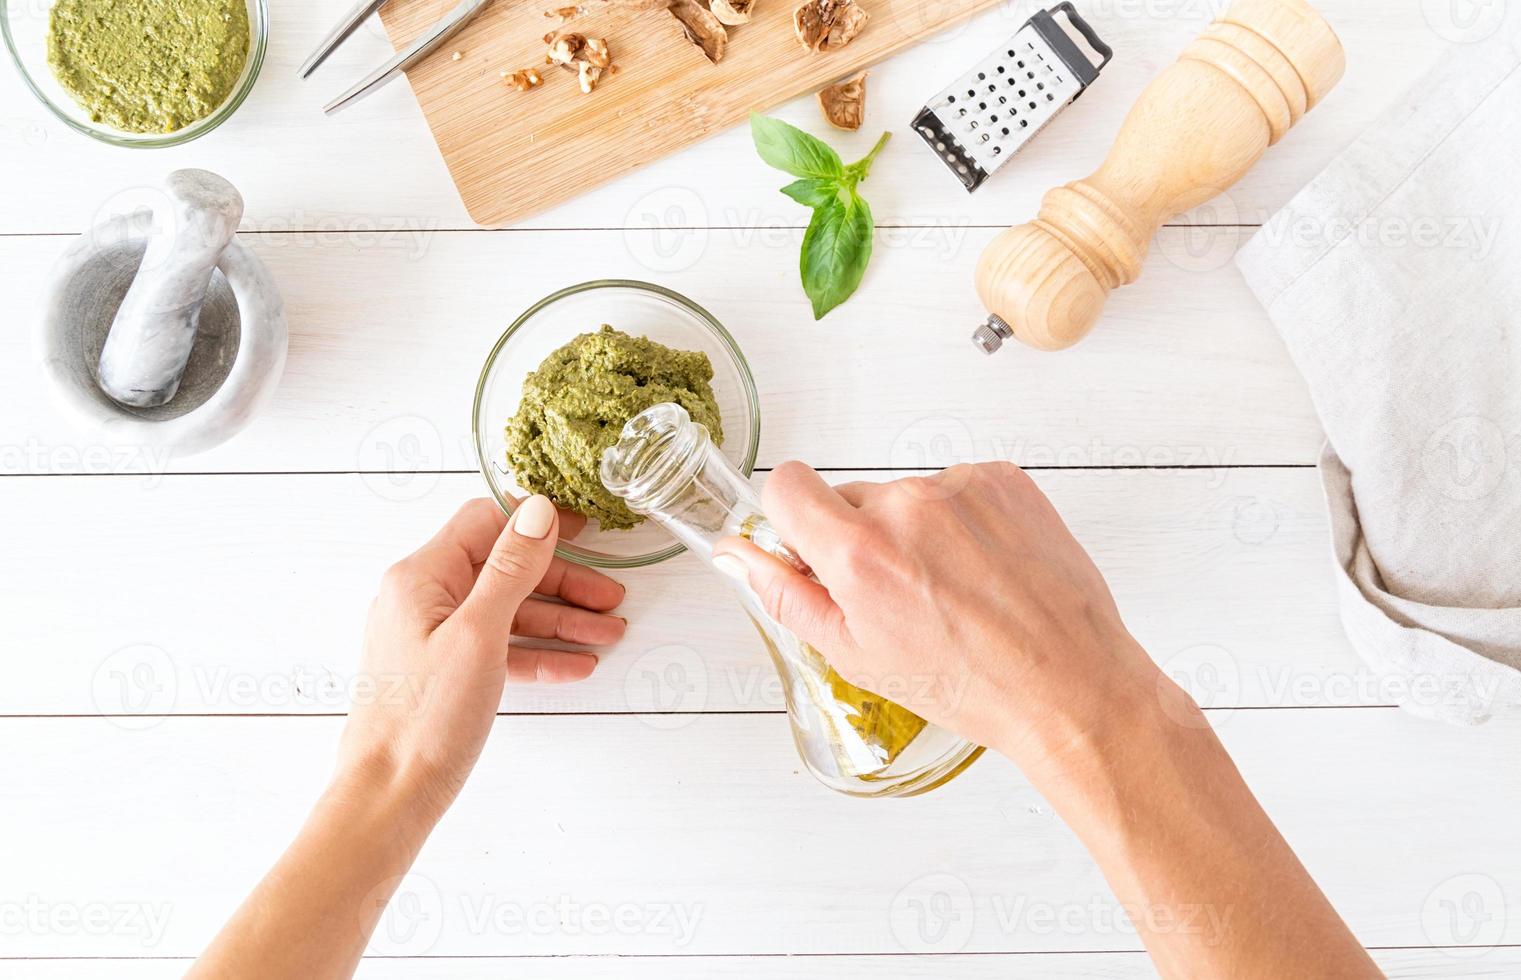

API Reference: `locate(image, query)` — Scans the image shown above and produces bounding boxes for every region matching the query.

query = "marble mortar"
[36,196,287,458]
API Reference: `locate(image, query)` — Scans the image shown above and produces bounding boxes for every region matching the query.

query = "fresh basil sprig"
[750,113,891,320]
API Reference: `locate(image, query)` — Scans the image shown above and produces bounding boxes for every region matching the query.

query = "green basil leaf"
[779,178,840,209]
[800,194,874,320]
[750,112,845,180]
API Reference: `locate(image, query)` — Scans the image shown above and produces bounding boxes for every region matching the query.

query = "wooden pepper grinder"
[972,0,1344,353]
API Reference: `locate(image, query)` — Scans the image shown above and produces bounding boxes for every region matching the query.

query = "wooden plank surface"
[379,0,1006,226]
[0,0,1488,234]
[4,0,1518,972]
[0,228,1323,475]
[0,468,1380,716]
[6,948,1519,978]
[0,711,1516,957]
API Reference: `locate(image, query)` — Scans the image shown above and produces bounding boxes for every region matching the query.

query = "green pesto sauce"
[47,0,250,134]
[505,325,724,530]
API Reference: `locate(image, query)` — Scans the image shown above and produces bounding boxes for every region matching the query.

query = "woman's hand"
[713,462,1381,980]
[190,496,625,980]
[338,495,627,818]
[712,461,1157,764]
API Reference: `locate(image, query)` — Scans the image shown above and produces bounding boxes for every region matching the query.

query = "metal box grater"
[912,3,1112,191]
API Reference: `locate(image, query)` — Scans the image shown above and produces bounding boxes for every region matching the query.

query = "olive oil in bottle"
[600,402,983,797]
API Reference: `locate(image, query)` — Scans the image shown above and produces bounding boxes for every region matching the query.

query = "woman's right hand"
[716,462,1385,980]
[711,461,1168,766]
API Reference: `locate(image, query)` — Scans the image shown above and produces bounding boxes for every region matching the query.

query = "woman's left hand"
[337,495,626,817]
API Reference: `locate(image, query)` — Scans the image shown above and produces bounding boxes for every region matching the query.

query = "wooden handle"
[973,0,1344,352]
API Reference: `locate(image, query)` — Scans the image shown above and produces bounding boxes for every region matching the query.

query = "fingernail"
[513,495,556,540]
[713,553,748,581]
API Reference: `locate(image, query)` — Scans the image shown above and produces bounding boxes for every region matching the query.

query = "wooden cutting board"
[379,0,1003,227]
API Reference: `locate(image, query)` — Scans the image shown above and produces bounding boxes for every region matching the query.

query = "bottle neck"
[599,403,763,564]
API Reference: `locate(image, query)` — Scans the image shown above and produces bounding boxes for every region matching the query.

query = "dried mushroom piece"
[793,0,867,52]
[818,71,866,130]
[709,0,755,25]
[668,0,727,63]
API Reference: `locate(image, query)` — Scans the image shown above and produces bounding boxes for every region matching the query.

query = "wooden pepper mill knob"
[972,0,1344,353]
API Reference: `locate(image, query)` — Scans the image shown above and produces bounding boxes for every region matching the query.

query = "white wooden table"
[2,1,1518,976]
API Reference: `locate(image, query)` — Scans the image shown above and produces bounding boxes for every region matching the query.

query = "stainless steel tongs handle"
[302,0,493,115]
[298,0,390,78]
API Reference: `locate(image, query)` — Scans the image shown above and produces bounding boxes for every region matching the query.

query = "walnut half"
[502,67,544,91]
[818,71,866,130]
[544,31,614,92]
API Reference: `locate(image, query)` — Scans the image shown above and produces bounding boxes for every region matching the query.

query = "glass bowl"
[1,0,267,147]
[473,280,761,569]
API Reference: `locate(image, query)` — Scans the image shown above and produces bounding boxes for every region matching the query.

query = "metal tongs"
[300,0,493,115]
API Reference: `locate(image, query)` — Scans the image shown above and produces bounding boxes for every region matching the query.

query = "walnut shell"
[793,0,867,52]
[792,0,834,52]
[710,0,754,25]
[823,0,867,49]
[668,0,728,63]
[818,71,866,130]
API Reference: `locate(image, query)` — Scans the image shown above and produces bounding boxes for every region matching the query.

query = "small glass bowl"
[1,0,267,147]
[473,280,761,569]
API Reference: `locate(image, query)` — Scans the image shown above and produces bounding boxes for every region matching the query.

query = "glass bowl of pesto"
[474,280,762,570]
[1,0,267,147]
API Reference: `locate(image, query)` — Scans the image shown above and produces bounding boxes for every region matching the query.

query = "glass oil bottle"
[599,402,984,798]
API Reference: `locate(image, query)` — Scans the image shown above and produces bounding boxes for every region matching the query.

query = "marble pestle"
[96,169,245,408]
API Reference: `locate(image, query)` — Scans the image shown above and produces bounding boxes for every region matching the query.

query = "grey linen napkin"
[1234,27,1521,725]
